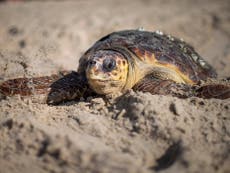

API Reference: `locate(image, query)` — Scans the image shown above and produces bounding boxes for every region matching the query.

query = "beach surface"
[0,0,229,173]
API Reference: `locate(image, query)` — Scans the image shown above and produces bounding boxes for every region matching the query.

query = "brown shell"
[78,30,217,83]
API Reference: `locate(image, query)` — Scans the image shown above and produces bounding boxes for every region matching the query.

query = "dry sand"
[0,0,230,173]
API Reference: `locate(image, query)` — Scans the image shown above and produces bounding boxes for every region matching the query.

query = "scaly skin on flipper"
[0,71,94,104]
[0,72,67,97]
[47,72,94,104]
[133,76,194,98]
[133,76,230,99]
[195,79,230,99]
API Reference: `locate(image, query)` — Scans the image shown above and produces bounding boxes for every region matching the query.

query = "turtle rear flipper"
[133,76,230,99]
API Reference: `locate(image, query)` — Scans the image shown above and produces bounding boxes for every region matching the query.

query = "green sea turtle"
[0,30,229,104]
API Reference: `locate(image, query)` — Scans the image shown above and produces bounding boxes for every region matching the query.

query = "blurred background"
[0,0,229,79]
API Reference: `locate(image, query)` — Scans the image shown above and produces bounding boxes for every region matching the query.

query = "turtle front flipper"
[0,71,69,97]
[47,71,95,104]
[133,76,194,98]
[0,71,94,104]
[133,76,230,99]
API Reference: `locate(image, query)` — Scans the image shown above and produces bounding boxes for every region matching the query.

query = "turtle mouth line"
[89,78,111,83]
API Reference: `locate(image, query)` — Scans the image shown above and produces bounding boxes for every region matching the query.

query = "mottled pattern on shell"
[79,30,217,83]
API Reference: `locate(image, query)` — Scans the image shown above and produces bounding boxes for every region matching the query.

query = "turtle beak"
[86,59,106,80]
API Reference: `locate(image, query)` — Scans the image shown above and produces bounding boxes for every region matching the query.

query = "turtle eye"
[103,58,116,72]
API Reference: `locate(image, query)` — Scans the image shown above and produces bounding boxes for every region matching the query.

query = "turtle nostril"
[103,58,116,72]
[88,60,96,67]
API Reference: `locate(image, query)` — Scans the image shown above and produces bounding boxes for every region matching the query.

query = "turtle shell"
[78,30,217,84]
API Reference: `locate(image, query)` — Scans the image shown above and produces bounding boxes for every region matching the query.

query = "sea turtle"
[0,29,229,104]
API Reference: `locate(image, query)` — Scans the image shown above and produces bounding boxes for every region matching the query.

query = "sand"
[0,0,229,173]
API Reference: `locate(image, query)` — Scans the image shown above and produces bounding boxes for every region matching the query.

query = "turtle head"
[86,50,128,95]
